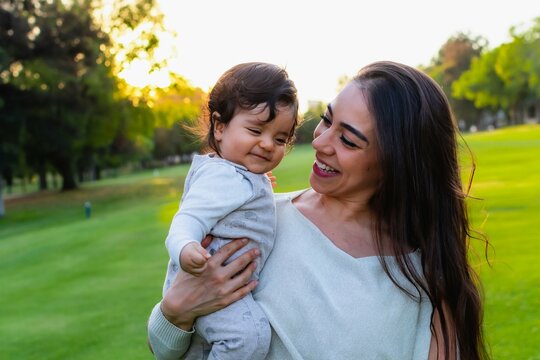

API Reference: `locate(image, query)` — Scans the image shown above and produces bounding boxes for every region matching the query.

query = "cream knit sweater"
[148,190,432,360]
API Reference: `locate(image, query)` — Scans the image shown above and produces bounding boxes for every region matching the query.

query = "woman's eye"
[340,135,358,148]
[248,128,261,135]
[275,138,287,145]
[320,114,331,126]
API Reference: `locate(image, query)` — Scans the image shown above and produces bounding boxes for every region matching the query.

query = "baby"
[162,62,299,360]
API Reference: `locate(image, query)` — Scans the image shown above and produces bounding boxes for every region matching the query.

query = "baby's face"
[214,104,295,174]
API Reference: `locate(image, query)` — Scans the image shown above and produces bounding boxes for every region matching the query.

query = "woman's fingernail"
[241,238,248,244]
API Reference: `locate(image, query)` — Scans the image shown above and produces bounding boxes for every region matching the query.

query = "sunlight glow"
[117,0,538,111]
[118,60,170,88]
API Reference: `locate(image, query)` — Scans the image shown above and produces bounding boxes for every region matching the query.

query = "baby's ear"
[211,111,221,122]
[212,112,224,140]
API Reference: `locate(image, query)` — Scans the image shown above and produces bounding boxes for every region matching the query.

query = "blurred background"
[2,0,540,194]
[0,0,539,359]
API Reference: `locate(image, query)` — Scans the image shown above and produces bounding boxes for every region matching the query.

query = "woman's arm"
[161,238,259,328]
[148,238,259,359]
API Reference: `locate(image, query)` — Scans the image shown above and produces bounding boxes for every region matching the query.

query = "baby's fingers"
[195,244,211,259]
[192,250,210,267]
[190,263,208,276]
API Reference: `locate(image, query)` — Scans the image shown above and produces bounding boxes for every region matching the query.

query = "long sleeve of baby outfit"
[165,160,253,269]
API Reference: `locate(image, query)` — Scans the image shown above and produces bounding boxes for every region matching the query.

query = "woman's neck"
[293,189,386,257]
[300,189,374,224]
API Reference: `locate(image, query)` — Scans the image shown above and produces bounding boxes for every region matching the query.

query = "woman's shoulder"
[274,188,310,204]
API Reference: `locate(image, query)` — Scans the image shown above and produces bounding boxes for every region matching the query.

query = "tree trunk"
[52,173,59,189]
[78,168,84,183]
[94,165,101,181]
[2,169,13,194]
[38,168,48,191]
[0,179,5,218]
[55,159,77,191]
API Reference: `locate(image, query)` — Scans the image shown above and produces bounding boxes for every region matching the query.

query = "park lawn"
[463,124,540,358]
[0,124,539,359]
[0,166,192,359]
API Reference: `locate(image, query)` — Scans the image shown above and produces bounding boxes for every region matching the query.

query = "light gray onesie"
[163,154,275,360]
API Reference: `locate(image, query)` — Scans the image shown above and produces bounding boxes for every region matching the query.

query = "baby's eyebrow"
[246,118,268,125]
[277,130,291,137]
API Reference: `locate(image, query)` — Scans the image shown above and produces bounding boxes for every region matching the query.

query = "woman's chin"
[309,174,332,195]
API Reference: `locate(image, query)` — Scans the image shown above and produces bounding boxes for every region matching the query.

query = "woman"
[148,61,489,359]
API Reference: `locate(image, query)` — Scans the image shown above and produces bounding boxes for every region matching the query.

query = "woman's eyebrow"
[327,104,369,144]
[341,123,369,144]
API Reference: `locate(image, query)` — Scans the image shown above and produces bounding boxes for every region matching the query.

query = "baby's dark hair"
[197,62,299,154]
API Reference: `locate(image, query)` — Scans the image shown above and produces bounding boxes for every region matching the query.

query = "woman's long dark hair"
[354,61,489,359]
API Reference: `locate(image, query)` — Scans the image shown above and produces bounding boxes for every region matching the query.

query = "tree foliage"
[0,0,170,190]
[150,74,206,160]
[452,48,505,110]
[296,101,325,144]
[453,17,540,123]
[422,32,486,129]
[1,0,111,189]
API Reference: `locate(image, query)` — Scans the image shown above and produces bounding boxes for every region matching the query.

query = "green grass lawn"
[463,125,540,358]
[1,124,539,359]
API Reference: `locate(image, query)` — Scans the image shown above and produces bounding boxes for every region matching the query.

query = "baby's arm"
[180,242,211,275]
[166,162,253,271]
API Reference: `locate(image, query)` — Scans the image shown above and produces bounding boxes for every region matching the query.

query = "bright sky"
[123,0,538,111]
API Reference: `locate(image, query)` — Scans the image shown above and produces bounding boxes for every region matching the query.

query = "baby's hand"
[180,242,211,275]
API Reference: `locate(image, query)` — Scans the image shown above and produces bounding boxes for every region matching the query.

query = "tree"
[296,101,325,144]
[453,17,540,124]
[452,47,506,110]
[499,17,540,121]
[151,74,206,160]
[1,0,114,189]
[422,32,486,130]
[0,93,20,192]
[0,0,167,190]
[101,0,166,74]
[0,179,4,218]
[0,2,32,190]
[525,18,540,98]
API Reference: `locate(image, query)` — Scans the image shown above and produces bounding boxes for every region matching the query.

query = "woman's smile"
[313,159,339,177]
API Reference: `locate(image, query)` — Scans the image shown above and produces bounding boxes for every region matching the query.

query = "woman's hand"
[160,238,259,331]
[266,171,277,188]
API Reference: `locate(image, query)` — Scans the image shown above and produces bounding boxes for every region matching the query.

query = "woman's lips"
[312,160,339,177]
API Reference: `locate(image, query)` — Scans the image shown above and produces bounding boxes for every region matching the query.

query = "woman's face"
[310,82,381,203]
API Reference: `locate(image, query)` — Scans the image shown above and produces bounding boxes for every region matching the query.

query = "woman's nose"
[312,124,333,154]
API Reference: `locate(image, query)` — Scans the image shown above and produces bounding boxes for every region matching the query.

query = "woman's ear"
[212,112,224,141]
